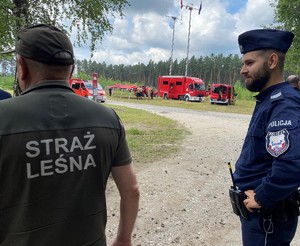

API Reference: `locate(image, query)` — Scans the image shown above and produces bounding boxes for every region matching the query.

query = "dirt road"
[105,100,300,246]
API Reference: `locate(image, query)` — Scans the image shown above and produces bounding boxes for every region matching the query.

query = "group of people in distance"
[0,23,300,246]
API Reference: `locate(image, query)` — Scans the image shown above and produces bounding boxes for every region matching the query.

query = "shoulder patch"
[270,91,282,100]
[269,88,284,102]
[266,128,289,157]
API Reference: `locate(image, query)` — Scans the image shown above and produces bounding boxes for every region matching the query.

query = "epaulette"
[270,89,284,102]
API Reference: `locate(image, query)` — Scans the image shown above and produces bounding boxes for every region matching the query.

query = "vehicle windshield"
[85,83,92,89]
[194,83,205,91]
[85,83,104,90]
[71,83,86,90]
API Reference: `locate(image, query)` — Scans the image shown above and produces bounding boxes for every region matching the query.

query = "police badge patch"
[266,128,290,157]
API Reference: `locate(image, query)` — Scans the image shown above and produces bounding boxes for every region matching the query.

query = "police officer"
[0,24,140,246]
[233,29,300,246]
[0,88,12,100]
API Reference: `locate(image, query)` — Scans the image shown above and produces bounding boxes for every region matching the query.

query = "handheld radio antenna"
[228,162,237,190]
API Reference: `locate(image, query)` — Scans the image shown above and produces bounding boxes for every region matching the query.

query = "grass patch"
[127,128,144,135]
[107,104,189,170]
[0,76,14,94]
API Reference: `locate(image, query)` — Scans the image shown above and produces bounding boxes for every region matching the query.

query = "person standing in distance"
[287,74,300,91]
[233,29,300,246]
[0,24,139,246]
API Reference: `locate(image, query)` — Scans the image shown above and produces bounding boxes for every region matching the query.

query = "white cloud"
[132,14,171,47]
[235,0,275,32]
[74,0,275,65]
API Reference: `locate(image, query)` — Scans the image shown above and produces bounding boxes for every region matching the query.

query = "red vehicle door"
[169,82,176,99]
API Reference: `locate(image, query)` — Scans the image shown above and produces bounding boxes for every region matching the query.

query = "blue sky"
[226,0,247,14]
[73,0,275,65]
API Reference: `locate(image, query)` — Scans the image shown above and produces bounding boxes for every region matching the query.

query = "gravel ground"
[104,100,300,246]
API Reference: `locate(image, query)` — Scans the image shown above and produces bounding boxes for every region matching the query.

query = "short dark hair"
[259,49,285,72]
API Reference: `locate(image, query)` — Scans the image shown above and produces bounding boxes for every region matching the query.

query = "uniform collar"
[21,80,74,95]
[255,82,288,102]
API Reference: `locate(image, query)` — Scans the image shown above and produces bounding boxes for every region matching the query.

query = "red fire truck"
[210,83,236,105]
[69,78,90,98]
[157,76,207,102]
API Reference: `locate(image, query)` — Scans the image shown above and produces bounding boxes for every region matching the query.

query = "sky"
[73,0,276,66]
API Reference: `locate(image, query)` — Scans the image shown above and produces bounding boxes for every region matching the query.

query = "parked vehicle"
[69,78,90,98]
[157,76,207,102]
[210,83,237,105]
[84,81,107,103]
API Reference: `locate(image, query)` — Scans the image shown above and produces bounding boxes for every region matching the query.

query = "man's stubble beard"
[245,61,270,92]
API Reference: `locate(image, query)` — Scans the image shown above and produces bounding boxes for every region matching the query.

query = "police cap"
[238,29,294,54]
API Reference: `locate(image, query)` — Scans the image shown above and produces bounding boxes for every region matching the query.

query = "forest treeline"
[75,53,244,88]
[1,52,295,89]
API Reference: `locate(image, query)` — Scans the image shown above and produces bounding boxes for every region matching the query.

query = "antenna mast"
[182,1,202,76]
[167,16,180,75]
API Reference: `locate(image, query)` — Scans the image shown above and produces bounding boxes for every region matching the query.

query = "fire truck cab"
[210,83,236,105]
[157,76,206,102]
[69,78,90,98]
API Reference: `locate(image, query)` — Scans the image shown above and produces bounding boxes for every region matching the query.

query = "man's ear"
[268,53,278,70]
[17,56,28,82]
[16,56,30,91]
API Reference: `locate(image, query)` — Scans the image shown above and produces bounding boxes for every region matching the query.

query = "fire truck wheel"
[184,96,189,101]
[163,94,168,100]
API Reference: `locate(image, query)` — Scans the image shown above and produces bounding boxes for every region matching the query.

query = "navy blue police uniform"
[0,81,132,245]
[0,89,12,100]
[233,29,300,246]
[234,83,300,245]
[292,86,300,93]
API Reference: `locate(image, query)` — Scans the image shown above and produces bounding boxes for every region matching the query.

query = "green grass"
[0,76,14,94]
[107,104,189,170]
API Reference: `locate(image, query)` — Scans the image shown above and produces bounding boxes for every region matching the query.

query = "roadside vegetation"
[109,105,188,169]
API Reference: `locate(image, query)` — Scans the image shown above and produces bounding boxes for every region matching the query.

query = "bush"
[234,80,257,101]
